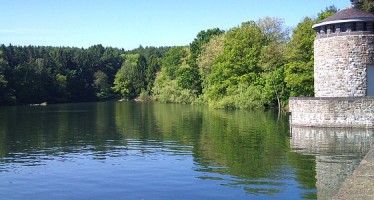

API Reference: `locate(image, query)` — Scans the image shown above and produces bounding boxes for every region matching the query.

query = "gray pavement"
[333,148,374,199]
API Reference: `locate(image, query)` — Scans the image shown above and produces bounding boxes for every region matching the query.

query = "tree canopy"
[351,0,374,13]
[0,5,338,110]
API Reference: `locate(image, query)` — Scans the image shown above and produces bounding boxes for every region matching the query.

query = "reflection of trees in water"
[194,109,289,177]
[192,109,294,196]
[114,102,304,194]
[290,127,374,200]
[146,104,295,195]
[0,102,319,197]
[0,102,122,158]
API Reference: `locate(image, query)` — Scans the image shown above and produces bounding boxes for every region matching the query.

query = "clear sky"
[0,0,351,50]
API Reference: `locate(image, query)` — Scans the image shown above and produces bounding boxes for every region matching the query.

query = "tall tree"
[188,28,224,94]
[189,28,224,68]
[351,0,374,13]
[93,70,111,99]
[284,17,315,97]
[258,17,289,110]
[208,22,263,94]
[0,50,14,105]
[161,46,187,79]
[0,44,126,105]
[206,21,265,109]
[196,34,225,97]
[152,46,198,104]
[112,54,147,99]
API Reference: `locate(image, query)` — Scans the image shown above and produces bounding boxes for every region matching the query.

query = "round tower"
[312,7,374,97]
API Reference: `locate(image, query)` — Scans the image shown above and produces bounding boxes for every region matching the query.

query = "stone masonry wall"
[289,97,374,128]
[314,35,374,97]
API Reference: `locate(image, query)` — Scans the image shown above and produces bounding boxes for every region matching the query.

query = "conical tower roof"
[312,7,374,28]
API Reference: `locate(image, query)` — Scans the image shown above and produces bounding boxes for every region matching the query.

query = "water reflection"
[0,102,317,199]
[290,126,374,200]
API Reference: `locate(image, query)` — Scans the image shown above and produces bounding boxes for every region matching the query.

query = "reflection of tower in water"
[290,127,374,200]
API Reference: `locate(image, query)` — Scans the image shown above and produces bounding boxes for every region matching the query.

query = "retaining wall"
[289,97,374,128]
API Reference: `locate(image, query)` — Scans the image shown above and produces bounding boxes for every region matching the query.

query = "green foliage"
[162,46,187,78]
[206,21,264,107]
[189,28,224,67]
[0,5,340,109]
[112,71,130,98]
[316,6,338,22]
[209,83,264,109]
[137,88,151,101]
[0,50,14,104]
[351,0,374,13]
[0,44,126,105]
[284,17,315,97]
[127,46,170,94]
[145,54,162,92]
[152,46,200,104]
[197,34,225,76]
[152,71,197,104]
[176,65,199,90]
[283,7,336,98]
[93,70,111,99]
[112,54,147,99]
[185,28,225,94]
[257,17,289,108]
[284,61,314,96]
[202,18,291,109]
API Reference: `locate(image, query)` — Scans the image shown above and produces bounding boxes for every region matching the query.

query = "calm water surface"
[0,102,372,200]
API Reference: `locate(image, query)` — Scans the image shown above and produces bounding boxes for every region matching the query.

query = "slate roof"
[320,7,374,23]
[313,7,374,28]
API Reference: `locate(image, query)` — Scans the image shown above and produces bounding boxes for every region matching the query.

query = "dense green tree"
[196,34,225,78]
[206,21,265,108]
[196,34,225,102]
[0,50,14,104]
[284,17,315,97]
[189,28,224,67]
[351,0,374,13]
[161,46,187,79]
[126,46,170,95]
[0,5,343,109]
[129,46,170,61]
[0,44,125,105]
[152,46,198,104]
[112,54,147,99]
[93,70,111,99]
[258,17,289,109]
[188,28,224,93]
[145,54,162,92]
[112,70,130,98]
[176,64,200,91]
[316,6,339,22]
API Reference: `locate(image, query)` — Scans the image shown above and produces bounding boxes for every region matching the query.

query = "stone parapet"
[316,31,374,39]
[289,97,374,128]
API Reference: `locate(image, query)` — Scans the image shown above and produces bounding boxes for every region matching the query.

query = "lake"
[0,101,372,200]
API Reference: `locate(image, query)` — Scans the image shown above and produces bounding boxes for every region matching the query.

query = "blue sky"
[0,0,351,50]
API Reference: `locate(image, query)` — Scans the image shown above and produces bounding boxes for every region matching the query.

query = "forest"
[0,1,371,109]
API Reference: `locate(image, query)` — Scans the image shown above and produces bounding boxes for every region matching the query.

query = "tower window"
[341,23,346,32]
[332,25,336,33]
[352,23,357,31]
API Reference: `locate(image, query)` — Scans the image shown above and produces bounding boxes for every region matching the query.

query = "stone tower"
[312,7,374,97]
[289,7,374,128]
